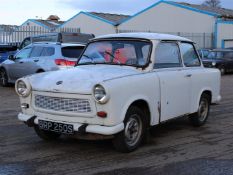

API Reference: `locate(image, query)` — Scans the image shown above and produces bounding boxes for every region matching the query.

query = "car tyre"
[0,68,9,87]
[189,93,210,127]
[219,66,225,75]
[34,125,61,141]
[113,106,147,153]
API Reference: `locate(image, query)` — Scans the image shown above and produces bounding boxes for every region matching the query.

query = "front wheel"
[113,106,147,153]
[34,125,61,141]
[189,94,210,127]
[0,68,9,87]
[219,66,226,75]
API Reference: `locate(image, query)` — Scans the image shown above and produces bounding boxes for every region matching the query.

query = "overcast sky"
[1,0,233,25]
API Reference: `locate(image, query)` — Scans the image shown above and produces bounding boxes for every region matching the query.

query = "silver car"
[0,42,85,86]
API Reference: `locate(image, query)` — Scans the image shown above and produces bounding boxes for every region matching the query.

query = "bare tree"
[202,0,221,8]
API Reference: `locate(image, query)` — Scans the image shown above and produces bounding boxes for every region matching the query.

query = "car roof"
[211,49,233,52]
[94,32,192,42]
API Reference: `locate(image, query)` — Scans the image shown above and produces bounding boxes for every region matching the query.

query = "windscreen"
[78,40,151,67]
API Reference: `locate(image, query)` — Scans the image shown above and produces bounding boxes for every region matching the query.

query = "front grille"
[34,95,92,113]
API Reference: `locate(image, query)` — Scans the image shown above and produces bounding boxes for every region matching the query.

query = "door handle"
[185,74,192,78]
[19,61,24,64]
[33,60,39,62]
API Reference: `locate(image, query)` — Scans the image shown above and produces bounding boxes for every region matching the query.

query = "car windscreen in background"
[62,46,84,58]
[32,35,58,43]
[61,33,94,44]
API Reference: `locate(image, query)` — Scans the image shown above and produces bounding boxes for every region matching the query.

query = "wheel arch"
[126,99,151,128]
[195,89,212,112]
[201,90,212,103]
[36,69,45,73]
[0,66,9,78]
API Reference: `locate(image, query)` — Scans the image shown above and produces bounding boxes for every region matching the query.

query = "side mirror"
[8,55,16,61]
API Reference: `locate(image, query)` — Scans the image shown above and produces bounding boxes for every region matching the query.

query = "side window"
[41,47,55,57]
[30,46,43,57]
[223,51,233,58]
[154,42,181,69]
[15,47,32,59]
[180,43,200,67]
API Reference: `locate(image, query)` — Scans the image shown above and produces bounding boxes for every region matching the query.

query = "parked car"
[202,49,233,75]
[0,45,17,63]
[15,33,221,152]
[198,49,211,59]
[0,42,85,86]
[19,32,94,50]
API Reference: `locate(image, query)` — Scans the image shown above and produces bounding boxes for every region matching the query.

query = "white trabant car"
[16,33,221,152]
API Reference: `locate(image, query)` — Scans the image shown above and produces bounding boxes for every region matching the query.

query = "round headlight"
[93,84,109,104]
[212,62,216,66]
[15,79,31,97]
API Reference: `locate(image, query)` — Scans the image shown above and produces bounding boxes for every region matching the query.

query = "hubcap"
[124,114,142,147]
[198,98,209,122]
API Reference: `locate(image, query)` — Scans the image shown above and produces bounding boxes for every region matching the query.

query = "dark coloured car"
[198,49,211,59]
[202,49,233,75]
[0,45,17,63]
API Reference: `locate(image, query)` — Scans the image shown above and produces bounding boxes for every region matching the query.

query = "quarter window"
[180,43,200,67]
[41,47,55,56]
[154,42,181,69]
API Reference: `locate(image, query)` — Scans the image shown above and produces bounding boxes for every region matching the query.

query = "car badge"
[56,81,63,85]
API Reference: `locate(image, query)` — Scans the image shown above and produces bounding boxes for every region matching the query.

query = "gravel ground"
[0,75,233,175]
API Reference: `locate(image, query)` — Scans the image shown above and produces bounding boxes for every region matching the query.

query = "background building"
[1,1,233,48]
[118,1,233,48]
[59,12,130,36]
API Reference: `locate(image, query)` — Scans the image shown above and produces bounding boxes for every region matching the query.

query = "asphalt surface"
[0,75,233,175]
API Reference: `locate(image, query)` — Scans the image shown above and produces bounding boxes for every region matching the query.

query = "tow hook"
[25,116,36,127]
[78,124,88,134]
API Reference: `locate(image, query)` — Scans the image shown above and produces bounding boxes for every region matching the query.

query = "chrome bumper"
[18,113,124,135]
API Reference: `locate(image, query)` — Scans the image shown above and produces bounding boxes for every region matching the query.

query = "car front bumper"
[18,113,124,135]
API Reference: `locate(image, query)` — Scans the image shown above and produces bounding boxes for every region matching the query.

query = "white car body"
[17,33,221,144]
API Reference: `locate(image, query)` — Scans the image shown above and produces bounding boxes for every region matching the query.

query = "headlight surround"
[212,62,216,66]
[93,84,109,104]
[15,79,31,97]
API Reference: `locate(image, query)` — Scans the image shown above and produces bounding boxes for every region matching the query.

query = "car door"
[26,46,44,73]
[223,51,233,72]
[8,47,32,81]
[154,41,191,122]
[179,42,203,114]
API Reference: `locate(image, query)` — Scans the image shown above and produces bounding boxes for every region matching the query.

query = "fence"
[118,29,214,49]
[0,26,80,46]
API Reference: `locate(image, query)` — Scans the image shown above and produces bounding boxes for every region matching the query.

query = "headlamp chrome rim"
[15,79,31,97]
[93,84,109,104]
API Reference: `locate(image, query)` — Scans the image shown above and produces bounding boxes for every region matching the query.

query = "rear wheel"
[0,68,9,87]
[113,106,147,153]
[36,70,45,73]
[34,125,61,141]
[189,93,210,127]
